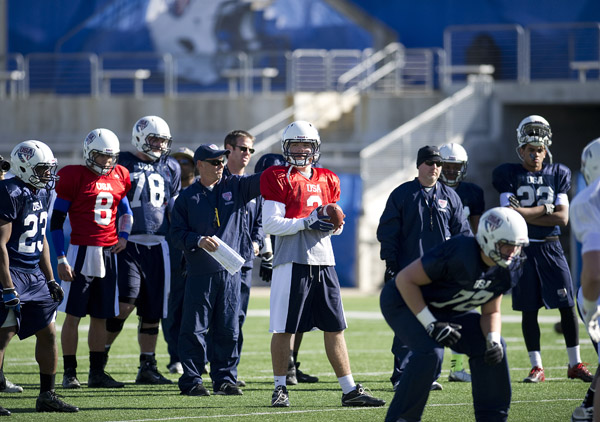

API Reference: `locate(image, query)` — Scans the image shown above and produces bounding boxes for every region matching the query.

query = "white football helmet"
[581,138,600,185]
[281,120,321,166]
[439,143,468,187]
[83,128,120,176]
[131,115,172,160]
[476,207,529,269]
[516,115,553,162]
[10,140,58,190]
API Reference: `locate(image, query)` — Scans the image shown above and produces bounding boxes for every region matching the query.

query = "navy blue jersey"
[377,179,472,270]
[455,181,485,218]
[0,178,50,271]
[118,152,181,236]
[170,173,261,276]
[492,162,570,239]
[420,236,515,313]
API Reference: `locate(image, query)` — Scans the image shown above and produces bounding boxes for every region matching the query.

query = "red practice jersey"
[56,164,131,247]
[260,165,341,218]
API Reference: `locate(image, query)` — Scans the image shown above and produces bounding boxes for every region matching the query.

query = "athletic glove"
[484,333,503,365]
[303,207,334,232]
[508,195,521,209]
[2,288,20,312]
[259,255,273,283]
[384,261,399,282]
[583,298,600,343]
[426,321,462,347]
[46,279,64,303]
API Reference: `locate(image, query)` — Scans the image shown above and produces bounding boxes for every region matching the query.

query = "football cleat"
[295,362,319,383]
[181,383,210,396]
[568,363,593,382]
[136,356,173,385]
[0,379,23,393]
[286,359,298,385]
[88,370,125,388]
[523,366,545,383]
[215,382,243,395]
[448,369,471,382]
[0,405,9,416]
[572,404,593,421]
[167,362,183,375]
[61,368,81,389]
[36,390,79,412]
[430,381,443,391]
[271,385,290,407]
[236,379,246,387]
[341,384,385,407]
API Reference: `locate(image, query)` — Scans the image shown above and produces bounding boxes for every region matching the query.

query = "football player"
[1,140,78,413]
[570,138,600,422]
[261,120,385,408]
[104,116,180,385]
[381,207,528,422]
[439,142,485,383]
[492,115,592,383]
[51,128,132,389]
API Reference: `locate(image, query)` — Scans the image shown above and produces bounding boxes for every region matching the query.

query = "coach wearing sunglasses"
[170,143,261,397]
[377,145,471,391]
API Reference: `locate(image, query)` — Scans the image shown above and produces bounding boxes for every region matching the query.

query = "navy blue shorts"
[270,263,347,333]
[512,240,574,311]
[60,245,119,319]
[117,240,170,320]
[2,268,59,340]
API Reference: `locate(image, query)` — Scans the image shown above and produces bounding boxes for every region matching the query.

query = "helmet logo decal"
[136,119,149,132]
[85,132,96,146]
[16,146,35,162]
[484,214,503,232]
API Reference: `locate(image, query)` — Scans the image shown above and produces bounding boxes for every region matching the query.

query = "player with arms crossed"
[261,120,385,408]
[0,141,78,413]
[51,129,132,389]
[381,207,528,422]
[492,115,592,383]
[570,138,600,422]
[103,116,180,385]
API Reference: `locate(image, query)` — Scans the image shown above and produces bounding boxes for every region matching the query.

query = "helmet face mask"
[10,140,59,190]
[132,116,172,160]
[516,115,553,163]
[439,143,468,187]
[84,129,120,176]
[281,121,321,167]
[581,138,600,185]
[476,207,529,270]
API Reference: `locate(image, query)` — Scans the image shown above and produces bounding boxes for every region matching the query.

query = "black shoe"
[0,405,9,416]
[62,368,81,389]
[88,370,125,388]
[215,382,243,395]
[341,384,386,407]
[181,383,210,396]
[271,385,290,407]
[286,356,297,386]
[136,357,173,385]
[295,362,318,383]
[36,390,79,413]
[236,379,246,387]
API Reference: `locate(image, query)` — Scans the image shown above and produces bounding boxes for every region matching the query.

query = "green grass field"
[0,288,594,421]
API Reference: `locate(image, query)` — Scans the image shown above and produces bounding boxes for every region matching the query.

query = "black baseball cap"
[193,144,230,162]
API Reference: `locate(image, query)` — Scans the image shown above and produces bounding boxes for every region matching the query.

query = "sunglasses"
[425,160,442,167]
[205,159,225,166]
[235,145,255,154]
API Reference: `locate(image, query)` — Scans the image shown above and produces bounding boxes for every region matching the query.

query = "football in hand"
[319,203,345,231]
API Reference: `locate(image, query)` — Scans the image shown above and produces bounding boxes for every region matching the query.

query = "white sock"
[528,351,543,368]
[338,374,356,394]
[567,346,582,367]
[274,376,286,388]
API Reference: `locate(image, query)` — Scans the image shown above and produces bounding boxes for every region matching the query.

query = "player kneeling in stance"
[0,141,78,413]
[380,207,529,422]
[570,138,600,422]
